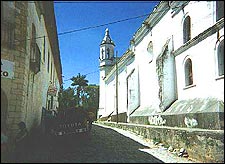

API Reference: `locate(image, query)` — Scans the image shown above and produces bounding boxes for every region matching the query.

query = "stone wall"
[111,112,127,123]
[129,112,224,130]
[129,98,224,130]
[98,112,127,123]
[1,1,61,139]
[1,1,28,138]
[97,121,224,163]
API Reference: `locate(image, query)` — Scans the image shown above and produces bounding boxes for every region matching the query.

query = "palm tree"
[58,87,77,110]
[70,73,88,107]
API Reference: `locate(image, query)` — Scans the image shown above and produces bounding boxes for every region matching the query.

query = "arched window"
[30,24,41,74]
[101,48,104,60]
[217,39,224,76]
[147,41,153,54]
[147,41,153,63]
[107,48,110,58]
[183,16,191,44]
[184,58,193,86]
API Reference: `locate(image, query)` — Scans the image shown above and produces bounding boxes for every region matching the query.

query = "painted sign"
[1,59,14,79]
[47,84,57,96]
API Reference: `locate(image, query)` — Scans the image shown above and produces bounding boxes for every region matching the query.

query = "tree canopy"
[58,73,99,120]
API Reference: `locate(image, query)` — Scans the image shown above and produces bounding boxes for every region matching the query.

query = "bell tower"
[99,28,115,70]
[98,28,115,118]
[99,28,116,81]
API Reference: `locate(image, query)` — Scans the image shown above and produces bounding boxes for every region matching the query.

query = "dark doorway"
[1,89,8,130]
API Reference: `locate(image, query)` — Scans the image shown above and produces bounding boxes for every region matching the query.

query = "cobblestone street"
[12,124,163,163]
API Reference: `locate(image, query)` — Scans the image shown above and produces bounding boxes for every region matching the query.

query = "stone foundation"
[98,112,127,123]
[129,97,224,130]
[97,121,224,163]
[129,112,224,130]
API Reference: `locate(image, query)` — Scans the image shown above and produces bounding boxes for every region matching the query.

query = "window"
[183,16,191,44]
[101,48,104,60]
[30,43,41,74]
[30,24,41,74]
[216,1,224,21]
[107,48,110,58]
[184,58,193,86]
[147,41,153,63]
[1,1,16,49]
[217,39,224,76]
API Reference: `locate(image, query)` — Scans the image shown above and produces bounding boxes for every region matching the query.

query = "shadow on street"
[10,125,163,163]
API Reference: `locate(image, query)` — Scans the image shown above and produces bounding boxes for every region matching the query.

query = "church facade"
[98,1,224,130]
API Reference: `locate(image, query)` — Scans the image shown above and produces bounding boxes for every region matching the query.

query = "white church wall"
[105,77,115,116]
[173,1,224,101]
[134,9,176,113]
[117,68,128,114]
[175,33,224,100]
[173,1,216,51]
[99,1,224,120]
[98,68,106,117]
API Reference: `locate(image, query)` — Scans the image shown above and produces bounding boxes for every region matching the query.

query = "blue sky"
[54,1,159,89]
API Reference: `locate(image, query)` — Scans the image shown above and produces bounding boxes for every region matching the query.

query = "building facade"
[1,1,62,140]
[98,1,224,130]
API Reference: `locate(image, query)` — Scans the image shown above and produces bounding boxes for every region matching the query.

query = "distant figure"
[14,121,28,162]
[45,110,55,135]
[87,112,95,131]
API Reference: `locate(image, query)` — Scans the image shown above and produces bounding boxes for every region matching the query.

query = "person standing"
[14,121,28,162]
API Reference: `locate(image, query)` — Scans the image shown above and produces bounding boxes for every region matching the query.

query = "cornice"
[173,18,224,57]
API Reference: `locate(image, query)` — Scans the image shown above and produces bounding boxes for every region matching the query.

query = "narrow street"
[13,124,163,163]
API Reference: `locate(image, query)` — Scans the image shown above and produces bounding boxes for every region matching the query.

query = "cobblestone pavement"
[95,123,198,163]
[12,124,164,163]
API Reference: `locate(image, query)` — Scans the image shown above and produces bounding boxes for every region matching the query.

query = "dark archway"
[1,89,8,130]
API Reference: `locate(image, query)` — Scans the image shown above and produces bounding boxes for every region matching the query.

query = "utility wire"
[13,11,153,43]
[26,1,160,3]
[12,2,175,43]
[85,70,99,76]
[54,1,160,3]
[63,70,99,81]
[13,1,200,43]
[58,13,150,36]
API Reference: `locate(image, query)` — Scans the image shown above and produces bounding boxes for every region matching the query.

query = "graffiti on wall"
[148,115,166,125]
[184,117,198,128]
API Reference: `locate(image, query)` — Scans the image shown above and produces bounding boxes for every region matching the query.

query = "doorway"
[1,89,8,130]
